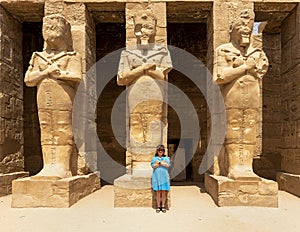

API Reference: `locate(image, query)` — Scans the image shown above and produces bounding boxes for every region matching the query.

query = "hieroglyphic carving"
[214,10,269,180]
[24,14,82,179]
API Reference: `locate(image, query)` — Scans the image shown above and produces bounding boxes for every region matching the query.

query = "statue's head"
[42,14,73,51]
[230,9,255,47]
[133,10,157,47]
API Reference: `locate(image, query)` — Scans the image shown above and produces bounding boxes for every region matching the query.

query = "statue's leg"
[226,108,260,180]
[35,145,73,179]
[34,109,74,179]
[226,143,260,180]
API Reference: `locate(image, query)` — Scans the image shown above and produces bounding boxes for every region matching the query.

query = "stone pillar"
[277,4,300,198]
[43,0,97,176]
[11,1,100,208]
[0,5,29,197]
[204,0,278,207]
[114,2,169,207]
[63,1,98,176]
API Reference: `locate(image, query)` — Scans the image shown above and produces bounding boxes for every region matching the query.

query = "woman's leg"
[156,191,161,208]
[161,190,166,208]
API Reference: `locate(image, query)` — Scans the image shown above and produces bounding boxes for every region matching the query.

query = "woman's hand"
[160,161,169,168]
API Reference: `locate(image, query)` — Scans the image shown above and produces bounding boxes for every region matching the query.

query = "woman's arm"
[161,157,170,168]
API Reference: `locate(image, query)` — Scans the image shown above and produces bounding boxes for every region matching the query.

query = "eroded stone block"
[0,171,28,196]
[205,173,278,207]
[114,174,170,208]
[11,172,100,208]
[277,172,300,198]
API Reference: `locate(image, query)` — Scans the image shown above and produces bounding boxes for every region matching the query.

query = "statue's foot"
[31,165,72,180]
[228,169,261,181]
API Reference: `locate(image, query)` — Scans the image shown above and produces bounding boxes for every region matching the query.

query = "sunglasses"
[158,149,165,152]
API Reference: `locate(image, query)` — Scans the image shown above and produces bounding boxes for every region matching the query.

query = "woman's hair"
[155,144,166,157]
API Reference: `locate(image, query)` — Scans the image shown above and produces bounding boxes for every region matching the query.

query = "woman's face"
[157,148,165,157]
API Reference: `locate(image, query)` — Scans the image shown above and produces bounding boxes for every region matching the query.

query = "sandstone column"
[0,5,29,197]
[205,0,278,207]
[11,1,100,208]
[114,2,170,207]
[277,4,300,198]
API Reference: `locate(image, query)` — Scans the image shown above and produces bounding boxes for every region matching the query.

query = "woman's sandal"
[156,208,161,213]
[161,207,166,213]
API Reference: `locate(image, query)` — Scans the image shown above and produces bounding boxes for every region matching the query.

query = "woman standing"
[151,145,170,213]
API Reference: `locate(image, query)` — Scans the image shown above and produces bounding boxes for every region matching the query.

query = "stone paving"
[1,184,300,232]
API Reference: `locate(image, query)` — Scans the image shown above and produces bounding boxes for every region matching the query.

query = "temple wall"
[281,4,300,175]
[0,0,298,192]
[0,5,24,174]
[254,33,282,179]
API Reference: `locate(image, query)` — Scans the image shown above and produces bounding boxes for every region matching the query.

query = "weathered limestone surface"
[0,172,28,197]
[24,13,82,179]
[114,2,171,207]
[114,174,170,208]
[11,8,99,208]
[278,4,300,197]
[12,172,100,208]
[0,5,28,196]
[114,174,153,207]
[205,173,278,207]
[277,172,300,198]
[206,5,278,206]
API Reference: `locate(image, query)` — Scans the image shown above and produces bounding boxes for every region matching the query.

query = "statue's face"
[42,17,66,45]
[232,13,254,47]
[134,23,155,46]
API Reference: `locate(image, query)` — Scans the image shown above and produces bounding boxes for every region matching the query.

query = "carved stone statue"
[213,10,269,180]
[24,14,82,179]
[117,10,172,174]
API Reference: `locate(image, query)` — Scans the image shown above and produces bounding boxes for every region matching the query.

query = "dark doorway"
[23,22,43,175]
[96,23,126,185]
[167,23,208,182]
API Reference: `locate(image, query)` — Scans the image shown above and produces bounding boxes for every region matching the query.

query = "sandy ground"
[0,184,300,232]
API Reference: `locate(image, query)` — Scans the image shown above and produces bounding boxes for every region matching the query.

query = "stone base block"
[205,173,278,207]
[277,172,300,198]
[0,172,29,197]
[114,174,170,208]
[12,172,100,208]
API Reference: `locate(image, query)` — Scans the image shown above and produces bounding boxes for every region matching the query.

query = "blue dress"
[151,156,170,191]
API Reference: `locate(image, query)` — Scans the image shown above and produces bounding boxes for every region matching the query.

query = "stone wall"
[0,5,24,174]
[281,4,300,175]
[254,33,282,180]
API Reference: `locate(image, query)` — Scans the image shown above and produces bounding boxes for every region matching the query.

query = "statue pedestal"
[114,174,170,208]
[277,172,300,197]
[11,172,100,208]
[205,173,278,207]
[0,172,29,197]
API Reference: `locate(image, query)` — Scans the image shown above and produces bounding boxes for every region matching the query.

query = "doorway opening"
[95,22,126,185]
[167,2,211,183]
[23,22,43,175]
